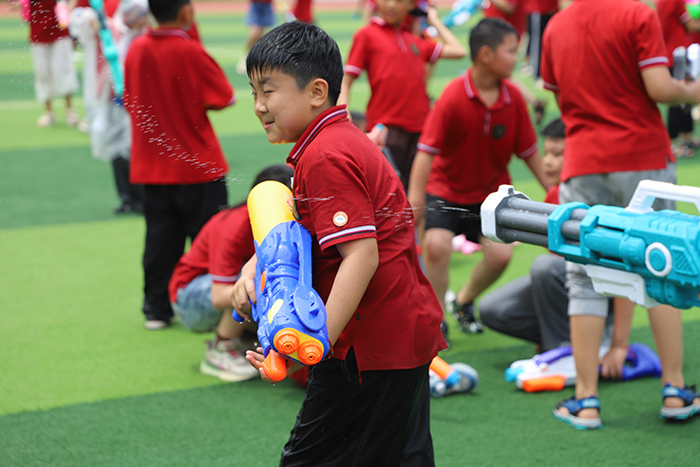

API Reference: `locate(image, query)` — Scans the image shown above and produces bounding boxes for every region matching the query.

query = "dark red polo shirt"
[484,0,526,37]
[418,69,538,205]
[344,17,443,133]
[29,0,70,43]
[657,0,691,62]
[286,105,446,371]
[523,0,558,14]
[169,205,255,303]
[124,28,234,185]
[541,0,673,182]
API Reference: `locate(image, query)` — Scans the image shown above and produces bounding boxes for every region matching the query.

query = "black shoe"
[450,301,483,334]
[114,202,144,214]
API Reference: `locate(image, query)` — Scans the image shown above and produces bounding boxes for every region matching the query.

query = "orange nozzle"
[297,341,323,365]
[262,351,288,382]
[260,270,267,292]
[521,375,566,393]
[429,356,453,380]
[275,331,300,355]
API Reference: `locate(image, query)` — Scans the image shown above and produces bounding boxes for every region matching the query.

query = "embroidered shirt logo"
[411,43,419,55]
[333,211,348,227]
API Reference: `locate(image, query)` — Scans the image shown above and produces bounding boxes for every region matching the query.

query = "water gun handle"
[262,350,288,382]
[626,180,700,214]
[430,356,461,388]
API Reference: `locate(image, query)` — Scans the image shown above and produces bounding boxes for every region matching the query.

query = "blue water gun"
[443,0,482,28]
[481,181,700,309]
[90,0,124,101]
[234,181,330,382]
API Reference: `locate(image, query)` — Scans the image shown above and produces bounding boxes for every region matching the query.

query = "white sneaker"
[37,112,55,128]
[144,319,170,330]
[200,338,259,382]
[66,108,80,127]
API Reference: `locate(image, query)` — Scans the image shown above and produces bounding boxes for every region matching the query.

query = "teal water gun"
[481,181,700,309]
[443,0,483,28]
[90,0,124,100]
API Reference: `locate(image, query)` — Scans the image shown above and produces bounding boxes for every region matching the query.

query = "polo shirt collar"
[370,16,388,27]
[287,105,349,164]
[147,27,192,40]
[463,68,512,110]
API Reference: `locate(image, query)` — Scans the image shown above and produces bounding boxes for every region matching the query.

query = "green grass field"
[1,7,699,467]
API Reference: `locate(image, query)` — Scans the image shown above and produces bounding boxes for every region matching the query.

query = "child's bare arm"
[325,237,379,345]
[230,253,258,320]
[211,283,235,311]
[426,8,467,59]
[407,150,434,236]
[641,65,700,105]
[338,73,357,115]
[488,0,516,14]
[523,150,554,191]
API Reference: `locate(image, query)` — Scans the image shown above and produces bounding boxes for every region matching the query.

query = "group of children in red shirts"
[35,0,696,462]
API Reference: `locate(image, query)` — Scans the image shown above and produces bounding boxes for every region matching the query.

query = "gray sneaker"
[200,339,260,382]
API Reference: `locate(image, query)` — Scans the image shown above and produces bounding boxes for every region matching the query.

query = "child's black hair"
[148,0,189,23]
[469,18,518,61]
[251,164,294,190]
[246,22,343,105]
[541,118,565,139]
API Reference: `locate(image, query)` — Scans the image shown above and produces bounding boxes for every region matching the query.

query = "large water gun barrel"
[243,181,330,382]
[481,181,700,309]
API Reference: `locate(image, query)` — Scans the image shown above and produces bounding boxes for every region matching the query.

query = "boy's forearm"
[489,0,516,14]
[338,74,356,108]
[407,150,433,207]
[611,297,634,348]
[211,282,235,311]
[641,65,700,105]
[428,10,466,59]
[524,151,553,191]
[324,238,379,345]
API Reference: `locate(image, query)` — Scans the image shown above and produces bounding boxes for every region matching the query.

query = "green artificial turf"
[1,7,699,467]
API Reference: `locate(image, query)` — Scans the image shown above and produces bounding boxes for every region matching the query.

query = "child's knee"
[423,231,453,263]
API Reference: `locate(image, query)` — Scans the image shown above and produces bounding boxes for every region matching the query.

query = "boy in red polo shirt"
[657,0,700,157]
[408,18,550,336]
[339,0,466,190]
[542,0,700,429]
[124,0,235,330]
[232,22,446,466]
[22,0,80,127]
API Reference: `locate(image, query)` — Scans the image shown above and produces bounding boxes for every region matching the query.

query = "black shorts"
[280,349,433,467]
[424,194,482,243]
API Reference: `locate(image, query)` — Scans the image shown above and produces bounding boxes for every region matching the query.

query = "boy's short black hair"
[247,22,343,105]
[541,118,565,139]
[148,0,189,23]
[469,18,518,61]
[252,164,294,190]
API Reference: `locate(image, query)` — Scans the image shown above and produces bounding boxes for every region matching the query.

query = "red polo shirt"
[344,17,443,133]
[541,0,673,183]
[286,105,446,372]
[418,69,538,205]
[523,0,558,14]
[168,205,255,303]
[29,0,70,44]
[124,28,234,185]
[657,0,691,62]
[484,0,526,37]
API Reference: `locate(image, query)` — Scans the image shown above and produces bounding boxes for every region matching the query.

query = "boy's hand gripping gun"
[504,343,662,393]
[481,181,700,309]
[234,181,330,382]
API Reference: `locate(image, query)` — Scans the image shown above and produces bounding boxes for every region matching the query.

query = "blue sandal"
[660,384,700,420]
[553,395,603,430]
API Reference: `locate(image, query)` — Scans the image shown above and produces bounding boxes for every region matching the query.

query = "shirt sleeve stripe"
[681,11,691,23]
[542,80,559,91]
[318,225,376,247]
[517,142,538,159]
[638,56,669,69]
[429,42,443,64]
[344,65,363,76]
[417,142,441,154]
[211,273,240,283]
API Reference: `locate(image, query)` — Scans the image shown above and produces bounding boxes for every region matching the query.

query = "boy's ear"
[309,78,330,108]
[178,3,194,27]
[477,45,493,65]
